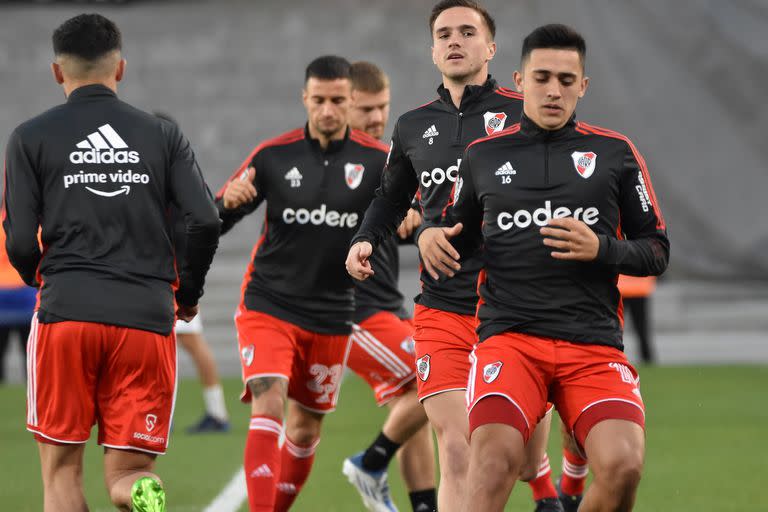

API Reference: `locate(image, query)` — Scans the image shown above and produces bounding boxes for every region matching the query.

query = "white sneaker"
[342,452,398,512]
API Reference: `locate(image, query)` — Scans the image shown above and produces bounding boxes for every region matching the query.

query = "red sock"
[244,416,283,512]
[273,436,319,512]
[528,453,558,501]
[561,447,588,496]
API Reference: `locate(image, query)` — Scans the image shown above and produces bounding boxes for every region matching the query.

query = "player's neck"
[442,69,488,109]
[307,123,347,150]
[63,78,118,98]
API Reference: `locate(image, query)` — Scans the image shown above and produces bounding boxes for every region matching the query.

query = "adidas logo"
[284,167,303,187]
[69,124,139,164]
[422,125,439,139]
[250,464,274,478]
[495,162,517,176]
[415,504,431,512]
[277,482,297,495]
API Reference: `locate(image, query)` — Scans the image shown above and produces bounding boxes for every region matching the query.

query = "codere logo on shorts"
[497,200,600,231]
[282,204,358,228]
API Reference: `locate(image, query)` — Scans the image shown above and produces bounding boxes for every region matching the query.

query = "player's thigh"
[288,330,351,413]
[466,333,551,443]
[422,389,469,439]
[97,326,176,455]
[413,305,477,402]
[348,312,416,406]
[27,315,103,444]
[235,308,297,406]
[552,341,645,451]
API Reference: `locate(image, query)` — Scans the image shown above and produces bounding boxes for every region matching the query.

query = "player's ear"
[115,58,126,82]
[578,76,589,98]
[513,70,523,93]
[51,62,64,85]
[486,41,497,62]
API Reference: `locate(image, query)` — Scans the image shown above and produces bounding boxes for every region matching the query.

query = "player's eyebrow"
[435,23,478,35]
[532,69,578,80]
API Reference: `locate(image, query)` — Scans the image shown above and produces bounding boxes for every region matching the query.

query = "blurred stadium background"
[0,1,766,511]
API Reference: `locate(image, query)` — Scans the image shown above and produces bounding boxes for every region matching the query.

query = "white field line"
[203,465,246,512]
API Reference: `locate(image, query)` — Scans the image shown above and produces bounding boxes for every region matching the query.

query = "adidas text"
[69,148,139,165]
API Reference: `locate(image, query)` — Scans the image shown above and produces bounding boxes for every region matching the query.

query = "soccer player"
[346,2,561,511]
[154,111,231,434]
[420,24,669,511]
[342,61,437,512]
[3,13,220,512]
[217,56,389,512]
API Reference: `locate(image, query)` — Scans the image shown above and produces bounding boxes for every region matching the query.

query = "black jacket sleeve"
[167,126,221,307]
[595,143,669,276]
[352,120,418,249]
[3,129,42,287]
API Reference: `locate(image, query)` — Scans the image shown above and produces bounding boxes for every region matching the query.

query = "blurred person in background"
[342,61,437,512]
[0,228,35,383]
[155,111,231,434]
[346,2,561,511]
[3,13,220,512]
[216,55,390,512]
[618,275,656,363]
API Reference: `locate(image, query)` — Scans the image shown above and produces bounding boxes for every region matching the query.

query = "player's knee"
[472,428,522,481]
[593,447,643,496]
[436,432,469,480]
[285,423,321,446]
[517,458,538,482]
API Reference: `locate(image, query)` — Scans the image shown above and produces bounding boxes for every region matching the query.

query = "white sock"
[203,385,228,421]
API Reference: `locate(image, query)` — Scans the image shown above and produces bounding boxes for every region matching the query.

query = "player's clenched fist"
[346,241,375,281]
[223,167,257,209]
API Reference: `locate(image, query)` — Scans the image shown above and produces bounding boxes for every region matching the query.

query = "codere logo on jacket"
[497,200,600,231]
[69,124,139,164]
[282,204,358,228]
[421,159,461,187]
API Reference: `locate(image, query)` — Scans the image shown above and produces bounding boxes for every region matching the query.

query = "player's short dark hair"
[521,24,586,68]
[429,0,496,40]
[305,55,352,83]
[350,61,390,93]
[52,13,122,60]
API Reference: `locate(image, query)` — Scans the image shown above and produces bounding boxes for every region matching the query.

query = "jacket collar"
[304,124,349,155]
[67,84,118,103]
[519,112,577,140]
[436,75,498,110]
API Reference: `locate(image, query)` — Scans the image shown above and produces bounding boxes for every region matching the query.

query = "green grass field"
[1,366,766,511]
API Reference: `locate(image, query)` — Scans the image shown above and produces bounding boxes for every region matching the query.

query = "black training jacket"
[217,126,388,334]
[351,77,523,316]
[3,84,220,335]
[445,114,669,349]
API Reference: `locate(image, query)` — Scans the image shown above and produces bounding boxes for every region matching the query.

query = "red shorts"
[413,304,478,402]
[467,332,644,447]
[235,307,352,413]
[347,312,416,406]
[26,314,177,455]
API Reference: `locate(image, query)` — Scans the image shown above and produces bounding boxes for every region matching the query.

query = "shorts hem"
[28,427,88,444]
[375,374,417,407]
[581,398,645,418]
[467,392,531,431]
[240,373,290,403]
[418,387,467,403]
[101,442,166,455]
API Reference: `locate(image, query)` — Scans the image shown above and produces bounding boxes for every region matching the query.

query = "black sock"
[361,432,401,472]
[409,488,437,512]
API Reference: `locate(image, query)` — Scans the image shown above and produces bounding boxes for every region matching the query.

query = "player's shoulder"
[252,127,306,156]
[395,97,443,125]
[11,103,70,141]
[466,123,524,153]
[492,86,524,102]
[574,121,637,150]
[349,129,389,154]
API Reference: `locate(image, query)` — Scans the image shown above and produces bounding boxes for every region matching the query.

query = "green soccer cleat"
[130,476,166,512]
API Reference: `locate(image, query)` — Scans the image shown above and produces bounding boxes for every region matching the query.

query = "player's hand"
[396,208,422,239]
[540,217,599,261]
[223,167,257,209]
[417,224,463,280]
[346,241,375,281]
[177,304,199,322]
